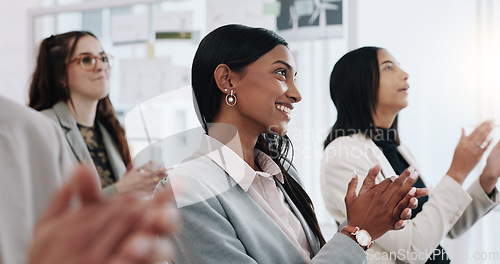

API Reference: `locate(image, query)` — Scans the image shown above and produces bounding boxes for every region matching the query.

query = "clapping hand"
[29,165,181,264]
[344,165,429,241]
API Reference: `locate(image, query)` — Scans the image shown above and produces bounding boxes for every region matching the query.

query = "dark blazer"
[41,101,126,196]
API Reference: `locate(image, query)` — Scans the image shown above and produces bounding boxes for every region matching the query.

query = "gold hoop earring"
[225,90,237,106]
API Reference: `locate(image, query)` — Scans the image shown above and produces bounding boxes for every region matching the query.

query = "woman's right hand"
[344,165,427,241]
[446,120,493,185]
[29,165,180,264]
[115,162,168,196]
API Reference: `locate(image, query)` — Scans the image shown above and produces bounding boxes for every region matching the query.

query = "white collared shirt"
[202,135,312,263]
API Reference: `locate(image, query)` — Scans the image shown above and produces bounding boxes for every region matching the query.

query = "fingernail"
[410,171,419,180]
[352,170,357,179]
[390,176,397,182]
[407,165,415,173]
[406,209,412,218]
[400,221,406,228]
[408,187,416,196]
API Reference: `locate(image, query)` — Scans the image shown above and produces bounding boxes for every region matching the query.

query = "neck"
[210,112,261,171]
[67,96,98,127]
[372,109,398,129]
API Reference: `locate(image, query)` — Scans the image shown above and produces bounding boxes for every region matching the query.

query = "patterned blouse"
[78,123,116,188]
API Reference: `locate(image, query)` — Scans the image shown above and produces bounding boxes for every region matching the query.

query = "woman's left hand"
[480,140,500,195]
[357,165,428,228]
[115,162,169,196]
[345,165,429,241]
[446,120,493,184]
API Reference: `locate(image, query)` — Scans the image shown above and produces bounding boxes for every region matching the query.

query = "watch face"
[356,230,372,247]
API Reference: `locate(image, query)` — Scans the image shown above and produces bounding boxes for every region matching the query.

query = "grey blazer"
[0,96,71,264]
[157,150,367,264]
[41,101,126,196]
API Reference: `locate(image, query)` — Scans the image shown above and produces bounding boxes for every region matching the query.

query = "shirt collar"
[254,149,283,183]
[201,134,284,192]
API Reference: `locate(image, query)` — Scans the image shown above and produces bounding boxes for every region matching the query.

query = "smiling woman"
[156,24,427,264]
[211,43,301,146]
[28,31,166,197]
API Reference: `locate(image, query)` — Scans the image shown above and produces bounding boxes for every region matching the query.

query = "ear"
[214,64,234,95]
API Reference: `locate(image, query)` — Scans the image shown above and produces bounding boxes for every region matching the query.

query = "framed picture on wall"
[277,0,343,40]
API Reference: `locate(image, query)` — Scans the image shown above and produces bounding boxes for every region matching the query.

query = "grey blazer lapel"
[52,102,93,164]
[274,178,321,256]
[98,122,126,180]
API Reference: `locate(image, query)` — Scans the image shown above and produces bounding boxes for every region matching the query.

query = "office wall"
[356,0,481,187]
[0,0,43,103]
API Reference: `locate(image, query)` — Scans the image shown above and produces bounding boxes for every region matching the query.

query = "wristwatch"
[342,226,373,250]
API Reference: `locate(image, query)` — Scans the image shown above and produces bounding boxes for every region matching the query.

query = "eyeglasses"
[69,53,114,70]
